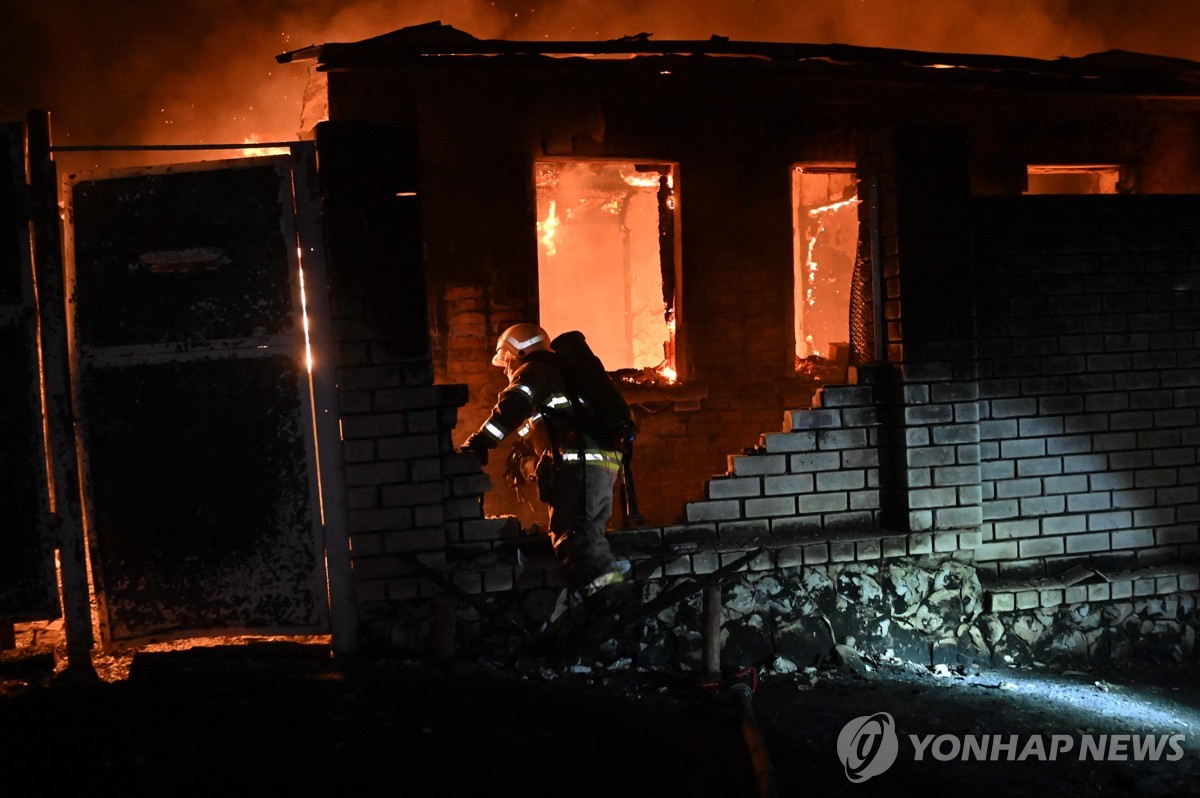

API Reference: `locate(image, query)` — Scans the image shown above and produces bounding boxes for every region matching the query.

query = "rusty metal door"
[65,155,328,645]
[0,123,58,621]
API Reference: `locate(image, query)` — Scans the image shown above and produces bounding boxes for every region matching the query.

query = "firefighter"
[460,323,628,599]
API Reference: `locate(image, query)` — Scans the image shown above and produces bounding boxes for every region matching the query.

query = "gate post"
[27,110,96,675]
[290,142,360,654]
[702,582,722,675]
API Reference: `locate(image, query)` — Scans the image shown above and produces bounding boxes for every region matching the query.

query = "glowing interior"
[535,161,675,374]
[793,167,859,362]
[1026,165,1122,195]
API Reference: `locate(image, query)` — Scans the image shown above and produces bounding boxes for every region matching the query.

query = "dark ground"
[1,641,1198,797]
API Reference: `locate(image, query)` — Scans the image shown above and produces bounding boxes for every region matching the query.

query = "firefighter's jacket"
[468,351,621,473]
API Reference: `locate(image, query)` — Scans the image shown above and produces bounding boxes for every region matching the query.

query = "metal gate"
[65,155,330,644]
[0,123,58,621]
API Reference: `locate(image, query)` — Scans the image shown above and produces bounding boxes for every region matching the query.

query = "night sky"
[2,0,1199,152]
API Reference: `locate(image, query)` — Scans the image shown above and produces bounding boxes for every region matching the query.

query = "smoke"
[2,0,1198,154]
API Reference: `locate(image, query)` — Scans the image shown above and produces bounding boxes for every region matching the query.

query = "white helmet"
[491,322,551,367]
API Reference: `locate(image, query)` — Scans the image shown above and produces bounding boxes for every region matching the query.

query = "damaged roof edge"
[275,20,1200,91]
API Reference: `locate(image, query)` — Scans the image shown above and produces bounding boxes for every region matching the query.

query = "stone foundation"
[982,592,1199,667]
[360,539,1200,674]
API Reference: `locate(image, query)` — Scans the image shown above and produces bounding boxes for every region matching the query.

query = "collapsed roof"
[277,21,1200,98]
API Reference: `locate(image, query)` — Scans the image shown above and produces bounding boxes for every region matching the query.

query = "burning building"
[3,22,1199,670]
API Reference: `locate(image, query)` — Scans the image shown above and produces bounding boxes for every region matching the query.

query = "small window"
[1026,165,1122,195]
[535,160,679,382]
[792,165,859,366]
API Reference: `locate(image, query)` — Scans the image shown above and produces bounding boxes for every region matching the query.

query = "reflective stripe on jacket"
[558,448,623,472]
[470,350,587,458]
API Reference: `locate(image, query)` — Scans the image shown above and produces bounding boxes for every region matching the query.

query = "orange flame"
[242,135,289,157]
[804,194,859,309]
[538,199,560,257]
[807,196,860,217]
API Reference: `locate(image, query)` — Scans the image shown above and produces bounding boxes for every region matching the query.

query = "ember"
[614,364,677,387]
[794,354,847,385]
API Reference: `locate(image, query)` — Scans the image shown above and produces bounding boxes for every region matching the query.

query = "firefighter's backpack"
[550,330,636,449]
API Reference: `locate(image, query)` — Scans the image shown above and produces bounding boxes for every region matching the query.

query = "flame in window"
[807,197,860,217]
[794,165,859,362]
[801,198,859,309]
[535,160,677,376]
[538,200,560,257]
[804,195,860,308]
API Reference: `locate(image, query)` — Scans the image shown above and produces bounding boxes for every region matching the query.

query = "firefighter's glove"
[461,432,491,466]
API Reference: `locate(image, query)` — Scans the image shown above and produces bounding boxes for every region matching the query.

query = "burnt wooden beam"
[49,142,297,153]
[277,30,1200,99]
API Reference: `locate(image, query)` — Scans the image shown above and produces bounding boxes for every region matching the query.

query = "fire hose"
[700,667,778,798]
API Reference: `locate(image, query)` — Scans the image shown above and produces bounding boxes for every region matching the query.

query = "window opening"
[535,160,677,382]
[793,166,859,368]
[1025,165,1121,195]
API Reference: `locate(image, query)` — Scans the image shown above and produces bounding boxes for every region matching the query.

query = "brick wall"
[848,127,1199,585]
[684,382,884,541]
[313,113,1198,662]
[316,121,478,607]
[970,195,1200,580]
[857,127,987,541]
